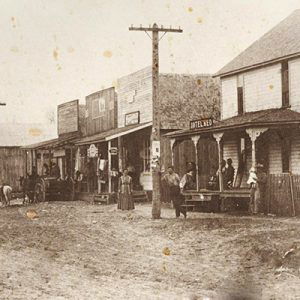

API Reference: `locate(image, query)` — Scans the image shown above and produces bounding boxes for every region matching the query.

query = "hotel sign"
[190,118,213,130]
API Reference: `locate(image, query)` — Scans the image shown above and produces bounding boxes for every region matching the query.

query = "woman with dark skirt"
[118,168,135,211]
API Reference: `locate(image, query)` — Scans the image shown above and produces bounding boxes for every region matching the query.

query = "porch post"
[213,132,224,192]
[191,135,201,191]
[34,150,38,172]
[41,150,44,176]
[118,137,123,173]
[246,128,268,170]
[30,150,34,174]
[70,147,73,177]
[170,138,176,166]
[108,140,112,193]
[25,151,28,178]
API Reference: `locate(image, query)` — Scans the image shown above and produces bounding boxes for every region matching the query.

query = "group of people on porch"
[161,158,268,217]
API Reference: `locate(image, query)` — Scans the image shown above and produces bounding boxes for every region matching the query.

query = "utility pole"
[129,24,183,219]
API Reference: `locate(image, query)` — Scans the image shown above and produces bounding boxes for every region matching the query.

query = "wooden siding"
[117,67,221,130]
[266,174,300,216]
[244,64,282,112]
[267,174,292,216]
[85,87,117,136]
[290,135,300,174]
[289,57,300,112]
[159,74,220,129]
[268,132,282,174]
[117,67,152,128]
[0,147,25,191]
[79,105,87,136]
[223,139,239,171]
[221,76,238,119]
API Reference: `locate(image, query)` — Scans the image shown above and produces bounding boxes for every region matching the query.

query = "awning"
[165,108,300,138]
[75,122,152,146]
[22,134,79,150]
[105,122,152,141]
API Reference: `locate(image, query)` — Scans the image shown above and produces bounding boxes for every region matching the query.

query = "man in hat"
[256,162,268,214]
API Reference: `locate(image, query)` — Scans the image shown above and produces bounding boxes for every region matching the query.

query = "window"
[237,87,244,115]
[92,97,106,119]
[237,75,244,115]
[282,61,289,107]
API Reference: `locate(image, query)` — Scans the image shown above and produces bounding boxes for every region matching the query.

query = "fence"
[0,147,25,191]
[267,173,300,216]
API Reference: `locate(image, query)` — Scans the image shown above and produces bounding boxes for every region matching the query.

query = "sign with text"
[109,147,118,155]
[87,144,98,158]
[125,111,140,126]
[57,100,79,136]
[190,118,213,130]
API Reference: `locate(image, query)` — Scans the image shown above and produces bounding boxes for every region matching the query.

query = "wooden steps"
[93,193,117,205]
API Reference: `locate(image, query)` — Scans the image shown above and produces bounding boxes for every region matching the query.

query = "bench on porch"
[181,190,220,213]
[181,189,251,214]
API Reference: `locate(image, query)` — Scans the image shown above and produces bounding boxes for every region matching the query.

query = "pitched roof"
[165,108,300,138]
[216,10,300,77]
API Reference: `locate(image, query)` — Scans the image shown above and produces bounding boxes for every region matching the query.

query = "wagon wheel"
[34,182,46,202]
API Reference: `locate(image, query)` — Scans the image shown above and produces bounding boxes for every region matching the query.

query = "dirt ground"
[0,200,300,300]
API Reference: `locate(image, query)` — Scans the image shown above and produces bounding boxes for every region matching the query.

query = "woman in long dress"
[118,169,135,210]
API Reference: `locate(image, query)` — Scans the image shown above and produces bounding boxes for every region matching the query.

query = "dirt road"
[0,201,300,299]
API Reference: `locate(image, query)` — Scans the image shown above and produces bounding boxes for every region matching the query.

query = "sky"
[0,0,299,137]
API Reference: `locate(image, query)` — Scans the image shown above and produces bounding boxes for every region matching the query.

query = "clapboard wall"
[268,132,282,174]
[223,139,239,171]
[290,135,300,174]
[117,67,153,128]
[0,147,25,191]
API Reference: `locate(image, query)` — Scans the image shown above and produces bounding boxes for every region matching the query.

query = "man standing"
[224,158,235,189]
[162,166,186,218]
[256,163,268,214]
[247,163,267,214]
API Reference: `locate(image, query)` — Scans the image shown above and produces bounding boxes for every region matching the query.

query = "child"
[247,168,257,214]
[0,184,12,207]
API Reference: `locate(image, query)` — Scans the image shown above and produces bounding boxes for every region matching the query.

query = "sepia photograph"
[1,1,300,299]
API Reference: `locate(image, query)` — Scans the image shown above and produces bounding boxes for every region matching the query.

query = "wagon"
[33,176,75,202]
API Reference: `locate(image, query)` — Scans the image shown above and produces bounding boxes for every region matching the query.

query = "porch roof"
[75,122,152,145]
[165,108,300,138]
[21,134,79,150]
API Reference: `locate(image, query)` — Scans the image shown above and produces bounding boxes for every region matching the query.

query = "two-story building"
[102,66,220,200]
[167,10,300,216]
[74,66,220,201]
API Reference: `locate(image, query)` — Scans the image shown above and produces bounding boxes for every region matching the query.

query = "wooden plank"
[292,175,300,215]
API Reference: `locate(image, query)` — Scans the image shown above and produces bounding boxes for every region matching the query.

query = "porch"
[166,108,300,216]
